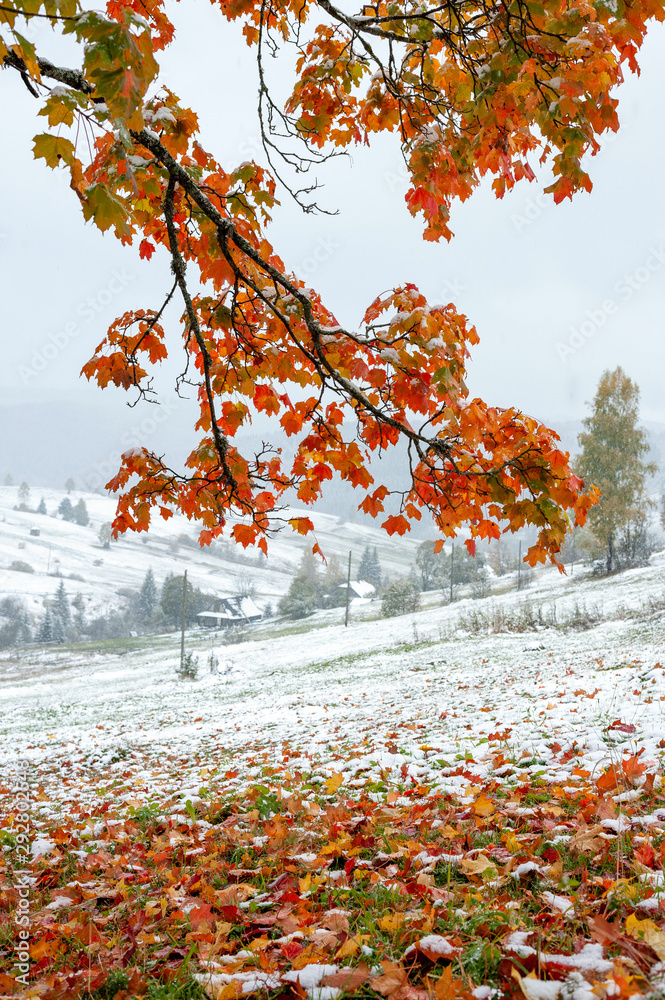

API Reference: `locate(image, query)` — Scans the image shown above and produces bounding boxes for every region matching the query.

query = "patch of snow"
[542,891,575,917]
[405,935,457,957]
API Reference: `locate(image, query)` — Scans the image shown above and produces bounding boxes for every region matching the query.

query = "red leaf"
[382,514,410,536]
[281,941,304,960]
[634,842,655,868]
[139,239,156,260]
[606,720,636,734]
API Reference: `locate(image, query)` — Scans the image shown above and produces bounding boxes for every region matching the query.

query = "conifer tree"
[53,614,66,644]
[73,499,90,526]
[37,609,54,644]
[138,569,157,623]
[37,497,47,515]
[58,497,75,522]
[369,547,382,588]
[577,367,657,574]
[54,581,71,630]
[17,611,32,646]
[358,546,372,583]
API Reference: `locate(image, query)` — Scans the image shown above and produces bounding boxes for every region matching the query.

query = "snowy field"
[2,548,664,817]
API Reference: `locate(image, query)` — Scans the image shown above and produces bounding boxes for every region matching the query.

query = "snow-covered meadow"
[2,538,664,821]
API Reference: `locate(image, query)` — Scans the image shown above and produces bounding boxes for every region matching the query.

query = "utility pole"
[570,530,576,577]
[449,543,454,604]
[517,540,522,590]
[344,550,352,627]
[180,570,188,672]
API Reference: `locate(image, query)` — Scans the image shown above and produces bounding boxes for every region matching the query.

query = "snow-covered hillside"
[0,485,420,624]
[1,543,664,820]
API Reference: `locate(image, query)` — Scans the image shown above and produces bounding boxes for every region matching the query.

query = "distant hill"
[0,485,420,629]
[1,400,662,530]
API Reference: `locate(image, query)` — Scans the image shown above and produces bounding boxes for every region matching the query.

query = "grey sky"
[1,7,663,433]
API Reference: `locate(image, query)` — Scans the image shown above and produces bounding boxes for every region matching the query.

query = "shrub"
[9,560,34,573]
[176,652,199,681]
[381,580,420,617]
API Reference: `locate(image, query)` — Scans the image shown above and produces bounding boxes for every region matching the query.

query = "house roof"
[198,596,263,621]
[338,580,376,598]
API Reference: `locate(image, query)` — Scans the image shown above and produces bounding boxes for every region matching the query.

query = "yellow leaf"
[625,914,665,960]
[473,793,495,817]
[38,93,76,127]
[198,979,244,1000]
[30,937,63,960]
[378,912,406,932]
[502,832,520,853]
[440,824,461,839]
[336,936,360,958]
[249,935,271,951]
[325,772,344,794]
[33,133,75,168]
[460,854,497,879]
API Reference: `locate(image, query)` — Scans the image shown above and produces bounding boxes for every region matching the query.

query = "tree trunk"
[606,533,614,575]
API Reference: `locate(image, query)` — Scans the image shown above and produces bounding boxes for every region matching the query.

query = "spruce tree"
[370,547,382,588]
[53,614,66,644]
[58,497,75,521]
[139,568,157,623]
[358,545,372,583]
[37,609,54,644]
[54,581,71,630]
[37,497,47,515]
[18,611,32,645]
[73,499,89,526]
[577,368,657,574]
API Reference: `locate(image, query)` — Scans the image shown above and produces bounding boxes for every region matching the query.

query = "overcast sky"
[1,6,664,435]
